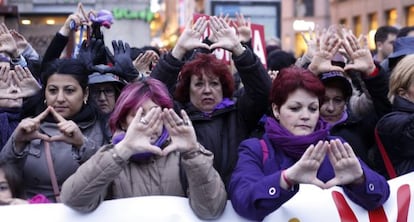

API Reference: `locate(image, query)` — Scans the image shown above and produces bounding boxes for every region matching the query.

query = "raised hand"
[14,107,52,152]
[0,23,18,58]
[171,17,209,60]
[10,30,29,55]
[283,141,329,189]
[308,27,343,75]
[12,65,41,98]
[77,38,105,71]
[209,16,245,56]
[341,29,376,76]
[0,63,12,97]
[105,40,140,82]
[48,107,84,148]
[324,139,364,188]
[116,107,163,157]
[133,50,158,77]
[301,27,320,60]
[161,109,198,156]
[233,12,251,43]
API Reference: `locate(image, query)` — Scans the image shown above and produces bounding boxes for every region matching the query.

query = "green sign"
[112,8,155,22]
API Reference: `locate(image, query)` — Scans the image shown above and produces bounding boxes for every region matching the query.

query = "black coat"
[331,67,391,168]
[376,95,414,176]
[151,47,271,187]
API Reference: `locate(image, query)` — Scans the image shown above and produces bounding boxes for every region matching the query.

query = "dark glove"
[77,38,106,71]
[106,40,140,82]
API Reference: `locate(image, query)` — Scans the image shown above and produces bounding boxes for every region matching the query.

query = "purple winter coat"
[229,136,390,221]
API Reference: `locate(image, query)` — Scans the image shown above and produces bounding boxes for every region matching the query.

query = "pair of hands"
[78,38,140,82]
[117,107,198,158]
[172,16,245,60]
[14,106,84,153]
[0,64,40,100]
[305,26,376,77]
[283,139,364,189]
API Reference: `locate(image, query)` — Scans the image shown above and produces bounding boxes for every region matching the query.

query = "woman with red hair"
[152,16,271,187]
[229,67,390,221]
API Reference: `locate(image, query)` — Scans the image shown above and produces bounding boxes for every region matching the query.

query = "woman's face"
[189,73,223,113]
[90,83,117,114]
[320,87,346,124]
[0,84,23,108]
[0,168,12,202]
[123,99,163,144]
[45,74,88,119]
[272,88,320,136]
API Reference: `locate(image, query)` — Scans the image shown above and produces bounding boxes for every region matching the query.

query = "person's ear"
[397,87,407,98]
[271,103,280,120]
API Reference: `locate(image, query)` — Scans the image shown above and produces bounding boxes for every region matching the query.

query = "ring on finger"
[176,121,184,126]
[140,118,148,125]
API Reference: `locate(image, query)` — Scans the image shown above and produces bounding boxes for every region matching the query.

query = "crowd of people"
[0,7,413,221]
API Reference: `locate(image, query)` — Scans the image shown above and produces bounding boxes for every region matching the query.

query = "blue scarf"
[265,117,330,160]
[111,127,169,162]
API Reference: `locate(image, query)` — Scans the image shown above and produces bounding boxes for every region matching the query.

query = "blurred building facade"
[1,0,414,58]
[283,0,414,57]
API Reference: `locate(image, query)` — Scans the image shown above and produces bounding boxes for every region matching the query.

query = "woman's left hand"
[49,107,84,148]
[324,139,364,188]
[162,108,198,155]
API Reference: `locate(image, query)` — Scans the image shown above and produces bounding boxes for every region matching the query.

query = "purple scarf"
[203,98,234,117]
[265,117,330,160]
[111,127,169,162]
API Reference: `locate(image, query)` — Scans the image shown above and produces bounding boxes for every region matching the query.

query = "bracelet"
[282,170,294,187]
[108,148,128,165]
[182,143,207,160]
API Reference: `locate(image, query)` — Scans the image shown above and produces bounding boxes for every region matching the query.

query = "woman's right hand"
[59,13,83,36]
[171,17,209,60]
[114,107,164,159]
[14,107,52,153]
[281,141,329,189]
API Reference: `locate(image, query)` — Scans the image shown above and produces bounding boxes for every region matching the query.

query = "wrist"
[232,43,246,56]
[282,170,295,188]
[171,47,186,61]
[182,143,206,160]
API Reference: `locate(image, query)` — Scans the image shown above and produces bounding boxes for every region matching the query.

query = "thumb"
[161,144,177,156]
[33,132,51,142]
[49,134,66,143]
[323,178,339,189]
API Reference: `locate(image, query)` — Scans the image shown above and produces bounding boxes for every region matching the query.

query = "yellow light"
[46,19,55,25]
[21,20,31,25]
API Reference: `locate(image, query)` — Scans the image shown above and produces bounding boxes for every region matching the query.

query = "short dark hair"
[374,26,399,43]
[41,58,89,91]
[397,26,414,38]
[267,50,296,71]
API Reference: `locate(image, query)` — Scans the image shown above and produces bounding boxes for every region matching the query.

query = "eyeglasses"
[91,88,116,97]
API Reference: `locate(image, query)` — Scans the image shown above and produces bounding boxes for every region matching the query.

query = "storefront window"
[386,9,398,26]
[407,6,414,26]
[353,16,362,37]
[294,0,314,17]
[368,13,378,50]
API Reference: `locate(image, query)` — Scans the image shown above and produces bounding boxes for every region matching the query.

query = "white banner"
[1,172,413,222]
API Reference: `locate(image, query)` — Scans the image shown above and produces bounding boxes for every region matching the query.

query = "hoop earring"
[44,100,46,104]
